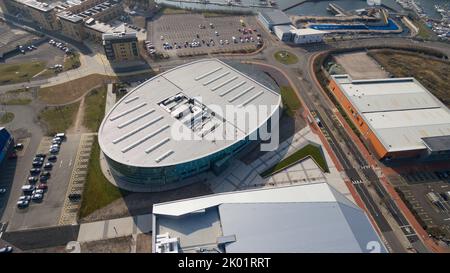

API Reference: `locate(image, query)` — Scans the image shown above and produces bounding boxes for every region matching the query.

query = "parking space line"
[58,133,96,225]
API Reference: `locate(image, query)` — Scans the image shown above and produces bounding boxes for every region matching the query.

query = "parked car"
[32,161,43,168]
[33,156,44,162]
[33,189,44,195]
[8,152,17,159]
[30,168,41,175]
[48,155,57,162]
[41,171,51,178]
[35,153,46,159]
[19,195,31,201]
[22,185,35,194]
[28,176,38,184]
[17,200,29,209]
[31,194,43,202]
[14,143,24,150]
[54,133,66,140]
[43,162,53,170]
[0,245,13,253]
[68,193,82,201]
[49,148,59,154]
[37,184,48,190]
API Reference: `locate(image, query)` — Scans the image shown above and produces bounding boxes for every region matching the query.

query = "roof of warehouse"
[332,75,450,152]
[99,59,281,168]
[290,28,328,35]
[259,10,292,26]
[153,183,387,253]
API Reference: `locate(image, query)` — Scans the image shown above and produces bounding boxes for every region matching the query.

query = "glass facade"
[105,138,250,188]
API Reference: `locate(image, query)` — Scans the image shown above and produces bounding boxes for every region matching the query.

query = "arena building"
[329,75,450,160]
[99,59,281,191]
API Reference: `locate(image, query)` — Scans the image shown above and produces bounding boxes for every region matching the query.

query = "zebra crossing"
[58,133,96,225]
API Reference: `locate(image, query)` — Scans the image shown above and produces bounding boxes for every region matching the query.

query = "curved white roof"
[99,59,281,168]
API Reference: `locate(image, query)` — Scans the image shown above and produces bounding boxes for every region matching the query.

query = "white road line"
[60,160,63,168]
[69,159,72,167]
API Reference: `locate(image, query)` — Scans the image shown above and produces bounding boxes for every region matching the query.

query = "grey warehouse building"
[152,183,388,253]
[98,59,281,192]
[258,9,292,31]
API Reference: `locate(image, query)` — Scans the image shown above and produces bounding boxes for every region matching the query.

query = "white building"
[152,183,388,253]
[272,25,328,44]
[291,28,328,44]
[98,59,281,192]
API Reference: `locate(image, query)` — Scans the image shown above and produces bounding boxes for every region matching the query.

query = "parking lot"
[0,21,38,56]
[147,14,263,57]
[0,134,81,231]
[390,170,450,243]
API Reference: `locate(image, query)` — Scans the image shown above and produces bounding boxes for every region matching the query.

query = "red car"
[8,152,17,159]
[37,184,48,190]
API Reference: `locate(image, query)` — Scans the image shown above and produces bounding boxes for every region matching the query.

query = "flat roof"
[18,0,55,12]
[99,59,281,168]
[259,10,291,26]
[102,31,137,40]
[153,183,387,253]
[290,28,328,35]
[332,75,450,152]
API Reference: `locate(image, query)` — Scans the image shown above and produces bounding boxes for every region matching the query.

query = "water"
[284,0,448,19]
[284,0,403,16]
[416,0,449,20]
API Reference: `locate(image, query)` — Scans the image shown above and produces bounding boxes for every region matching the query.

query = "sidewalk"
[77,213,152,243]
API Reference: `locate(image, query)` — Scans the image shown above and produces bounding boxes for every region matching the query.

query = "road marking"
[69,159,72,167]
[60,160,63,168]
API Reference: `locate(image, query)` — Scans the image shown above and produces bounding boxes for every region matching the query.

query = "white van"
[55,133,66,139]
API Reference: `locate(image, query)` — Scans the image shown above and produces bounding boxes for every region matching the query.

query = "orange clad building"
[329,75,450,161]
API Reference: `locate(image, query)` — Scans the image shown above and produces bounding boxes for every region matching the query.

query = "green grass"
[5,88,30,94]
[83,86,107,132]
[158,7,189,15]
[38,102,80,136]
[79,139,127,218]
[261,144,329,178]
[0,112,14,124]
[3,98,32,105]
[413,17,436,40]
[274,51,299,65]
[64,52,81,71]
[0,61,46,84]
[280,86,301,117]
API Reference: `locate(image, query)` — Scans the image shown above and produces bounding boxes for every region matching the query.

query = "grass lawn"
[5,88,30,94]
[79,139,128,218]
[274,51,299,65]
[3,98,32,105]
[83,86,107,132]
[38,102,80,136]
[38,74,114,104]
[158,7,189,15]
[0,112,14,124]
[64,52,81,71]
[280,86,301,117]
[368,49,450,106]
[412,17,436,40]
[261,144,329,178]
[0,61,46,84]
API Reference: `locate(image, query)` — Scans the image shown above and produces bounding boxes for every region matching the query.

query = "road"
[2,14,450,251]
